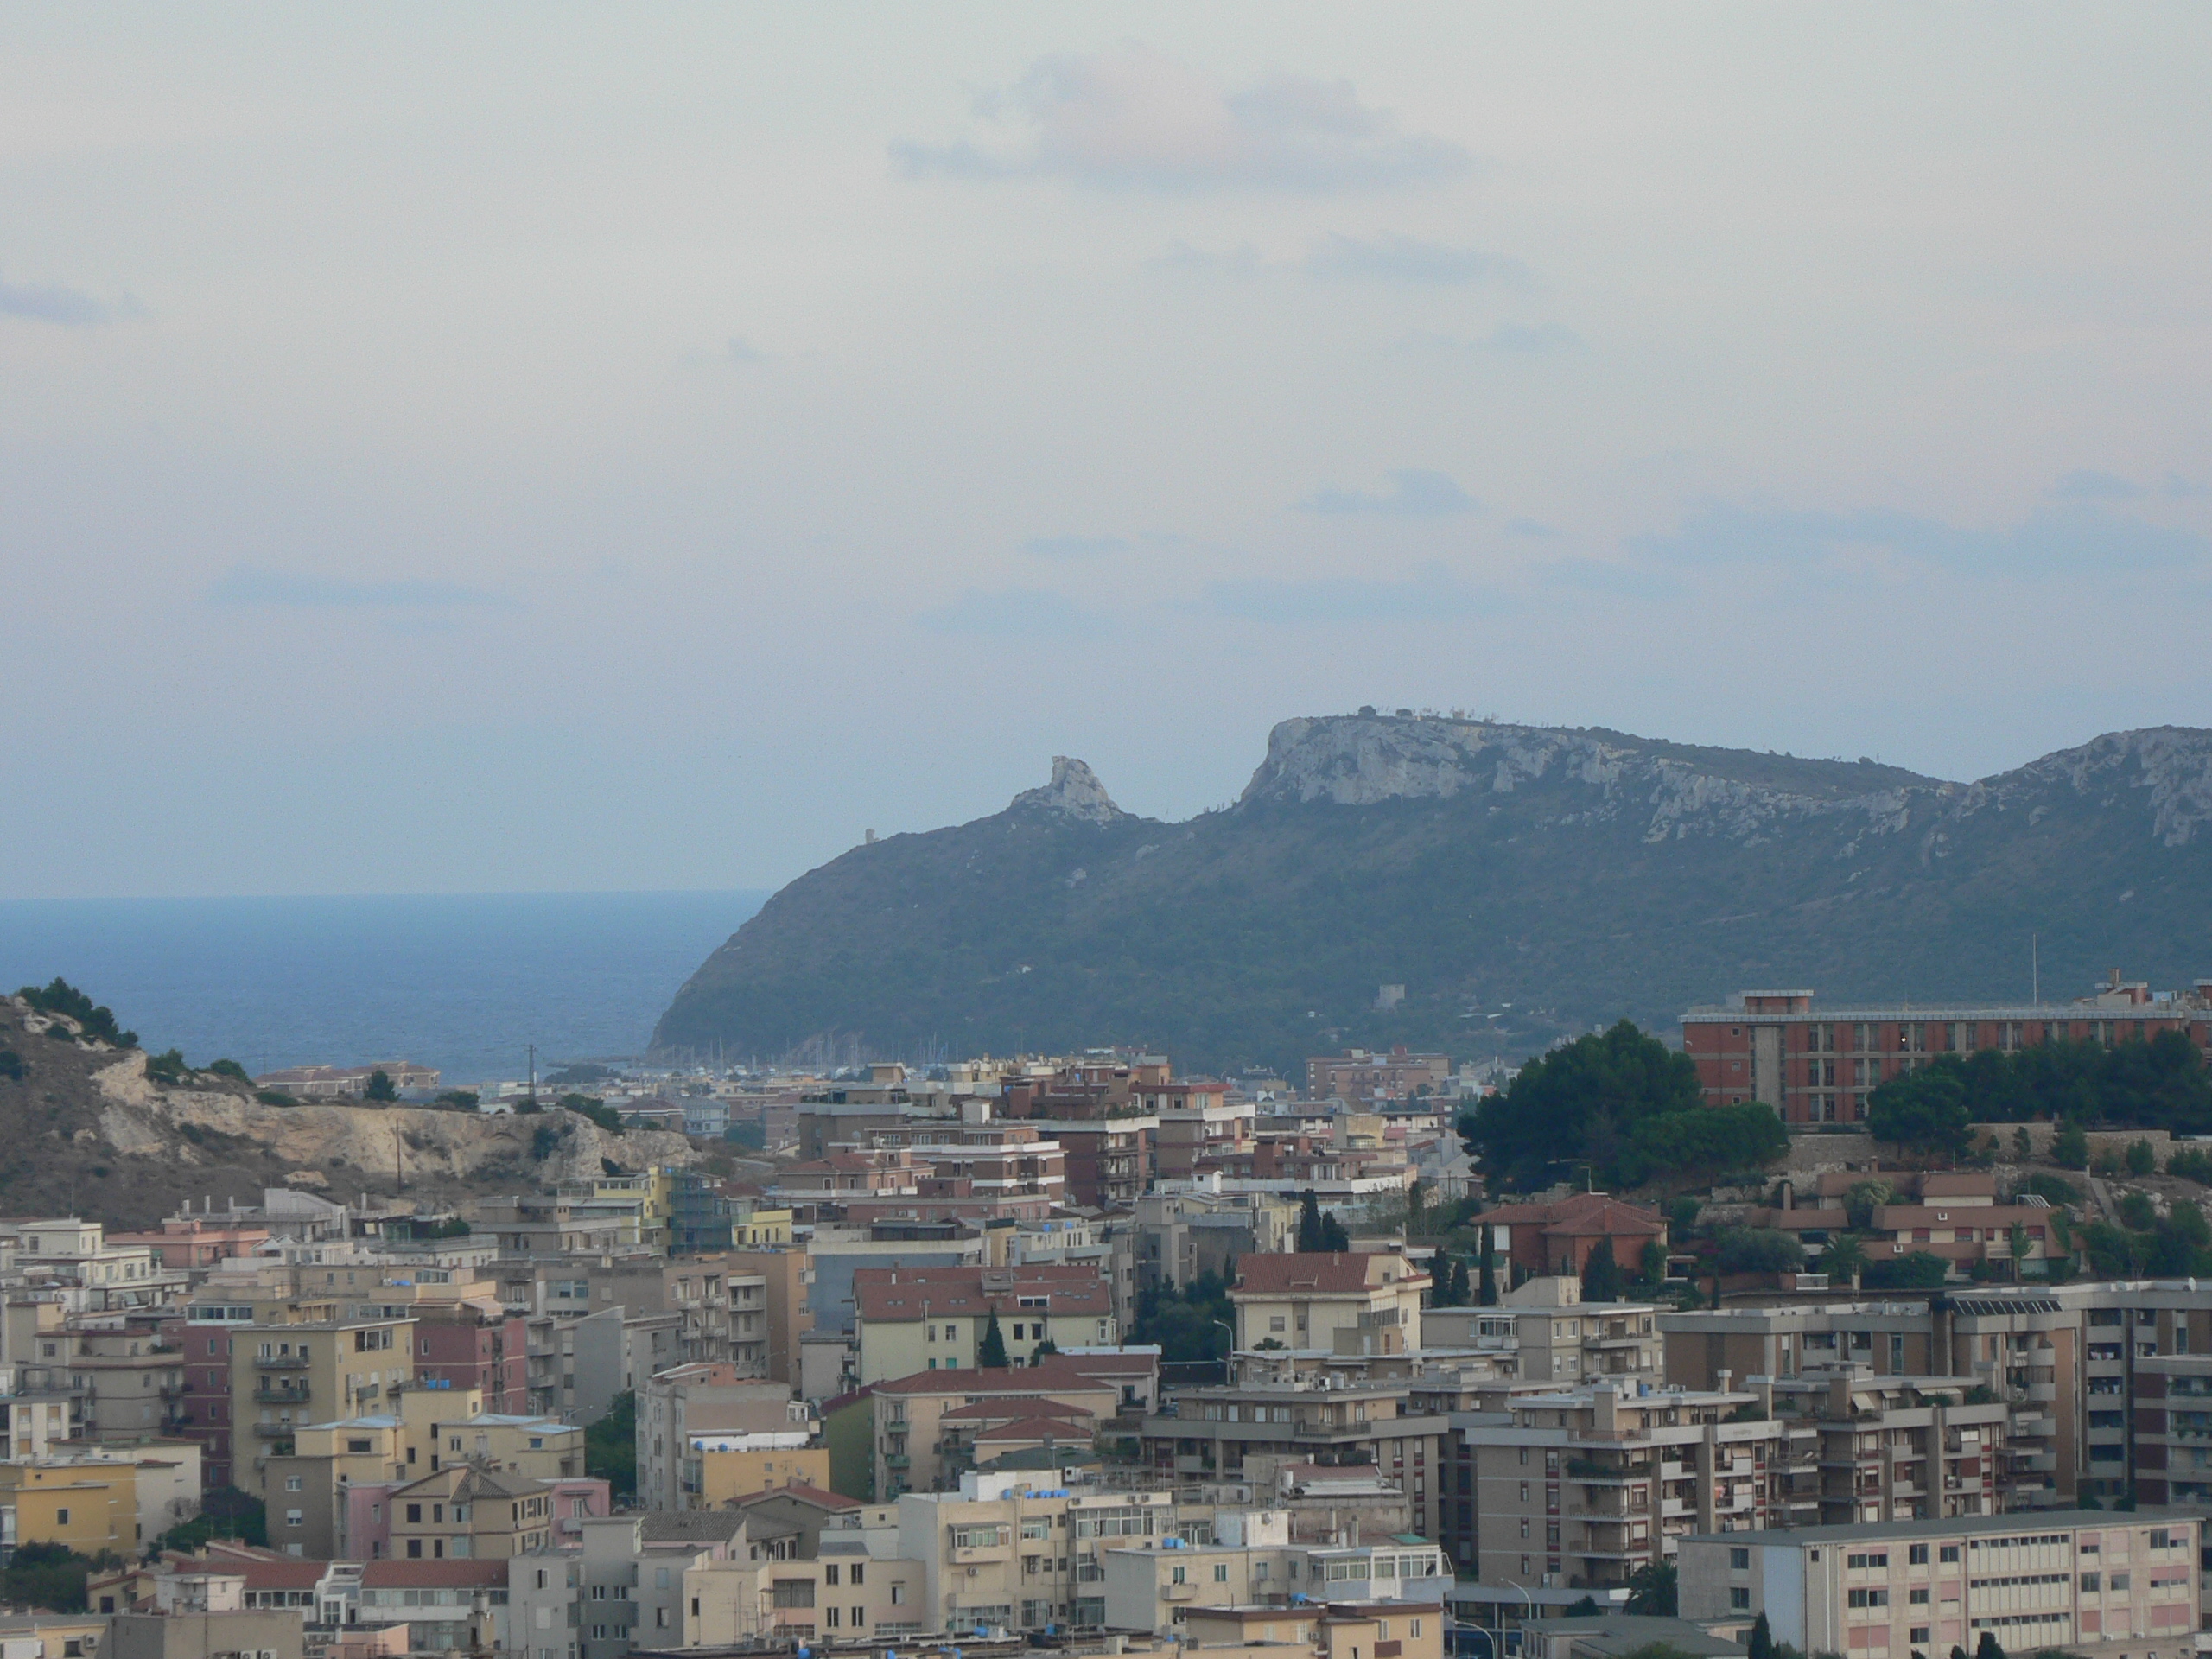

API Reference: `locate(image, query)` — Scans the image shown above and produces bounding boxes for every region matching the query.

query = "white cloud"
[893,42,1469,192]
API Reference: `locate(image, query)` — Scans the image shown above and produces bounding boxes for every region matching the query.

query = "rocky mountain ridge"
[655,714,2212,1072]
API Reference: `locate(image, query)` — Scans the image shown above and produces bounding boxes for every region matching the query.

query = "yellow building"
[230,1309,417,1499]
[0,1459,140,1554]
[728,1205,793,1248]
[696,1446,832,1507]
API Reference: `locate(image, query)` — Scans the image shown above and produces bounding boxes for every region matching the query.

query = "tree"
[1478,1227,1498,1306]
[1128,1271,1235,1363]
[1565,1596,1602,1618]
[1407,1178,1433,1236]
[1623,1559,1677,1616]
[1862,1251,1949,1290]
[1321,1210,1351,1252]
[1298,1191,1327,1253]
[1975,1632,2006,1659]
[1716,1229,1805,1275]
[563,1094,626,1135]
[2126,1138,2157,1176]
[1581,1243,1624,1303]
[1866,1063,1974,1160]
[1447,1255,1472,1306]
[1616,1103,1789,1186]
[585,1393,636,1498]
[365,1068,397,1103]
[1821,1233,1867,1289]
[977,1310,1010,1369]
[17,978,133,1047]
[1470,1020,1706,1190]
[1637,1239,1669,1290]
[207,1058,251,1082]
[1031,1338,1060,1363]
[1748,1613,1775,1659]
[2008,1221,2033,1278]
[2050,1121,2089,1169]
[1844,1179,1897,1230]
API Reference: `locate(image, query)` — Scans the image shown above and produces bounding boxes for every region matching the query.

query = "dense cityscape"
[3,970,2212,1659]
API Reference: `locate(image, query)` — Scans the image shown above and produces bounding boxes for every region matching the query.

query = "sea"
[0,890,767,1086]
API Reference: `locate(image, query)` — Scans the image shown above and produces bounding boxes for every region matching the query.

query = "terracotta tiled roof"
[872,1359,1121,1398]
[1231,1252,1428,1296]
[852,1264,1112,1323]
[939,1396,1095,1424]
[360,1560,509,1588]
[973,1414,1095,1444]
[1475,1191,1665,1237]
[732,1481,861,1513]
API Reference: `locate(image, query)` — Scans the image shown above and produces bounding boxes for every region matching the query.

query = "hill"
[652,716,2212,1074]
[0,993,696,1229]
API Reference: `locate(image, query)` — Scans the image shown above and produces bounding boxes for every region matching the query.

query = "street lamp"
[1211,1319,1237,1382]
[1509,1582,1535,1659]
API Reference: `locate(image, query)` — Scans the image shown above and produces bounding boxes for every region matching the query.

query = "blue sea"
[0,891,766,1085]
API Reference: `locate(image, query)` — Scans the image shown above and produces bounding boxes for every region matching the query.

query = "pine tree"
[1748,1612,1773,1659]
[1298,1191,1326,1252]
[1581,1244,1624,1303]
[1478,1227,1498,1306]
[978,1310,1009,1369]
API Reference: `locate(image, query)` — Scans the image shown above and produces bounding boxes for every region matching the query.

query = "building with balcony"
[852,1263,1117,1385]
[1424,1278,1664,1384]
[1679,1508,2202,1659]
[868,1362,1125,1500]
[1229,1252,1428,1357]
[1459,1381,1804,1590]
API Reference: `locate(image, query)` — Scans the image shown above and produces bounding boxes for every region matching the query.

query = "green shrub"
[2050,1122,2089,1168]
[205,1058,251,1082]
[0,1048,22,1082]
[145,1048,189,1084]
[2119,1192,2158,1231]
[1716,1228,1804,1274]
[2126,1139,2158,1176]
[254,1090,298,1107]
[17,978,134,1047]
[2019,1172,2081,1205]
[2168,1148,2212,1184]
[1862,1251,1950,1290]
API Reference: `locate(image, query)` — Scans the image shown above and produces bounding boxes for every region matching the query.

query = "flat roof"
[1688,1507,2202,1547]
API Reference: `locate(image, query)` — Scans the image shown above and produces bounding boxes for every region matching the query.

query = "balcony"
[251,1423,300,1439]
[253,1387,310,1404]
[1163,1584,1196,1602]
[256,1355,310,1370]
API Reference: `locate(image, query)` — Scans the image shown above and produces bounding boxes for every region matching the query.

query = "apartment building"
[679,1513,925,1645]
[231,1310,416,1500]
[1141,1373,1446,1542]
[1679,1509,2202,1659]
[1228,1252,1428,1357]
[1133,1188,1300,1299]
[635,1363,811,1511]
[1424,1278,1665,1383]
[1758,1368,2012,1525]
[1152,1084,1252,1183]
[1306,1048,1452,1104]
[1738,1172,2055,1279]
[1681,979,2212,1124]
[870,1362,1125,1500]
[1460,1382,1802,1591]
[996,1067,1159,1209]
[852,1263,1118,1384]
[897,1466,1182,1635]
[1184,1602,1446,1659]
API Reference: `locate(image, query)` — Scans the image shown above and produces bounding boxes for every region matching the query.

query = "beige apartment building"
[896,1468,1182,1634]
[1141,1372,1446,1542]
[386,1461,558,1559]
[1680,1509,2202,1659]
[1426,1279,1665,1383]
[232,1311,416,1500]
[853,1263,1118,1384]
[1463,1382,1805,1590]
[870,1362,1123,1500]
[683,1534,927,1644]
[636,1363,811,1511]
[1229,1253,1427,1357]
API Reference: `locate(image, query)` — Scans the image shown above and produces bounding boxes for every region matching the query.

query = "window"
[406,1541,422,1559]
[1910,1590,1929,1605]
[826,1609,842,1630]
[1731,1548,1750,1569]
[1214,1565,1229,1583]
[348,1439,373,1453]
[1910,1544,1929,1565]
[285,1477,303,1492]
[1847,1590,1889,1609]
[826,1565,841,1586]
[1172,1567,1186,1586]
[2111,1573,2131,1592]
[2082,1574,2101,1592]
[1731,1590,1751,1611]
[407,1504,423,1523]
[851,1607,865,1628]
[287,1510,303,1527]
[1910,1630,1930,1646]
[852,1564,865,1586]
[55,1509,68,1525]
[1940,1547,1961,1564]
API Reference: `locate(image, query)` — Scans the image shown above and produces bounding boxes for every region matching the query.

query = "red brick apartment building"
[1306,1046,1450,1103]
[1683,974,2212,1126]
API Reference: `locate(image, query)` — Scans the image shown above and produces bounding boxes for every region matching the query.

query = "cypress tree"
[1478,1227,1498,1306]
[1581,1244,1624,1303]
[1748,1612,1773,1659]
[1320,1211,1351,1252]
[978,1310,1009,1369]
[1298,1191,1326,1252]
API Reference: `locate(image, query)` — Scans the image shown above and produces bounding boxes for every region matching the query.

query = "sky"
[3,5,2209,899]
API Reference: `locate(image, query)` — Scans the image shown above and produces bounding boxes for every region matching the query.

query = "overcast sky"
[3,5,2209,899]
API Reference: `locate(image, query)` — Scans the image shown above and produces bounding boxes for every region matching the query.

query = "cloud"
[893,43,1470,192]
[1206,563,1497,623]
[1303,232,1528,286]
[1298,468,1478,517]
[207,566,514,610]
[1636,499,2209,577]
[0,275,127,327]
[1022,535,1128,559]
[2051,468,2206,501]
[916,587,1104,635]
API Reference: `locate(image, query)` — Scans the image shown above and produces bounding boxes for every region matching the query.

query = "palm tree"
[1822,1232,1867,1291]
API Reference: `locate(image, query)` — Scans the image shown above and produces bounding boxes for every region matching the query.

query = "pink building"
[110,1214,272,1271]
[411,1309,528,1414]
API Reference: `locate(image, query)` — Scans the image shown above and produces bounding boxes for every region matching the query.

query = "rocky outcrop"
[1009,756,1128,824]
[90,1056,695,1185]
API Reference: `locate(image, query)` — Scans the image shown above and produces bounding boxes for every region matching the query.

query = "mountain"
[652,716,2212,1074]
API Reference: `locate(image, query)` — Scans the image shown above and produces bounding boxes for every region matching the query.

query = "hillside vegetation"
[657,714,2212,1074]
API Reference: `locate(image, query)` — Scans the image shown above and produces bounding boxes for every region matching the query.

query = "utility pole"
[2032,933,2040,1005]
[527,1042,537,1107]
